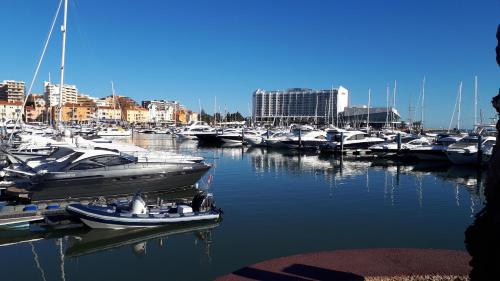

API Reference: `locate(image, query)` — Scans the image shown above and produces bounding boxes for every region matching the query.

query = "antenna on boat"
[57,0,68,129]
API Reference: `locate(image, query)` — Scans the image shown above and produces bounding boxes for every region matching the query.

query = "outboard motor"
[131,194,147,214]
[191,193,206,212]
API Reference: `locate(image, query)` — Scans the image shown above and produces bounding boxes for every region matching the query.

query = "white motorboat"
[445,135,496,165]
[97,127,132,137]
[242,130,268,146]
[276,129,328,149]
[176,121,215,140]
[407,135,463,161]
[320,130,385,153]
[66,192,221,229]
[3,147,211,201]
[369,136,431,157]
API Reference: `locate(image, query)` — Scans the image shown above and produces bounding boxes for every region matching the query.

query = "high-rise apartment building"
[252,86,349,125]
[44,81,78,107]
[0,80,25,102]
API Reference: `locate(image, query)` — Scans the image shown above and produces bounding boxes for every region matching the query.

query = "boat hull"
[409,150,449,161]
[28,164,211,201]
[67,204,220,229]
[446,151,480,165]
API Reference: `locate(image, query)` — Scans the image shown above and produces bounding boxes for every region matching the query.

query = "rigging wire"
[8,0,64,144]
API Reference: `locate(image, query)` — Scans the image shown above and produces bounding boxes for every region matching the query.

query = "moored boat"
[66,192,221,229]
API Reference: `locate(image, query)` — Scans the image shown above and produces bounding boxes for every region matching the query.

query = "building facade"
[96,106,122,121]
[60,103,95,123]
[44,82,78,107]
[142,100,177,124]
[0,101,23,121]
[252,86,349,125]
[342,106,401,129]
[0,80,25,102]
[123,107,149,124]
[25,94,47,122]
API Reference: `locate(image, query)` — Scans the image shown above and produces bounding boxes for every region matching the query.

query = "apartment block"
[0,80,25,102]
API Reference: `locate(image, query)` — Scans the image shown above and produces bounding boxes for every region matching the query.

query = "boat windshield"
[450,137,480,148]
[401,137,418,143]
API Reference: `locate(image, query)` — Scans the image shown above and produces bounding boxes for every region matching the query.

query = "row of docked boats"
[0,123,223,229]
[0,123,223,228]
[174,121,497,166]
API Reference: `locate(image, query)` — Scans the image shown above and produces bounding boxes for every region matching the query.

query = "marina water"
[0,134,484,281]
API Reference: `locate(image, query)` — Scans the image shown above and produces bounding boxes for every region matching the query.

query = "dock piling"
[477,135,483,165]
[397,133,402,152]
[340,132,344,152]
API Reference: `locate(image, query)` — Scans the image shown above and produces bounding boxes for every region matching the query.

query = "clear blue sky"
[1,0,499,128]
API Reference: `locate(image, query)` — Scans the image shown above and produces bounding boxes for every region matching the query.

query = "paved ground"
[216,248,470,281]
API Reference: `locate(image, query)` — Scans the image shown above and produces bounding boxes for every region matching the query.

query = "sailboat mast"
[458,81,462,131]
[474,75,478,127]
[392,80,397,130]
[198,98,201,122]
[367,88,371,133]
[385,84,389,128]
[111,81,116,123]
[421,76,425,130]
[57,0,68,127]
[214,96,217,126]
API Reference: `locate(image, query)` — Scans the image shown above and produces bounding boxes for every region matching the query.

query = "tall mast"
[385,84,389,128]
[392,80,397,130]
[314,94,318,126]
[198,98,201,122]
[408,94,413,133]
[57,0,68,127]
[367,88,371,133]
[421,76,425,130]
[474,75,478,127]
[214,96,217,126]
[457,81,462,131]
[111,81,116,123]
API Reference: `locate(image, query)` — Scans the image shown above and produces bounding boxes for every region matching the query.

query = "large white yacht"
[175,121,215,140]
[369,136,432,157]
[320,130,385,153]
[407,135,464,161]
[445,135,496,165]
[3,147,211,201]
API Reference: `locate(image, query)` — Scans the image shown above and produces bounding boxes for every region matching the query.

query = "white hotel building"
[252,86,349,125]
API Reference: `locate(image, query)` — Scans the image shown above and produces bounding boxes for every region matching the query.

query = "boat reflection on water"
[246,147,486,201]
[65,220,220,258]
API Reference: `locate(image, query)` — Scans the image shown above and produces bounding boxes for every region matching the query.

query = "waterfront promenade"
[217,248,470,281]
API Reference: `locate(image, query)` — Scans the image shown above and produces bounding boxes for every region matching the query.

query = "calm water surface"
[0,134,485,281]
